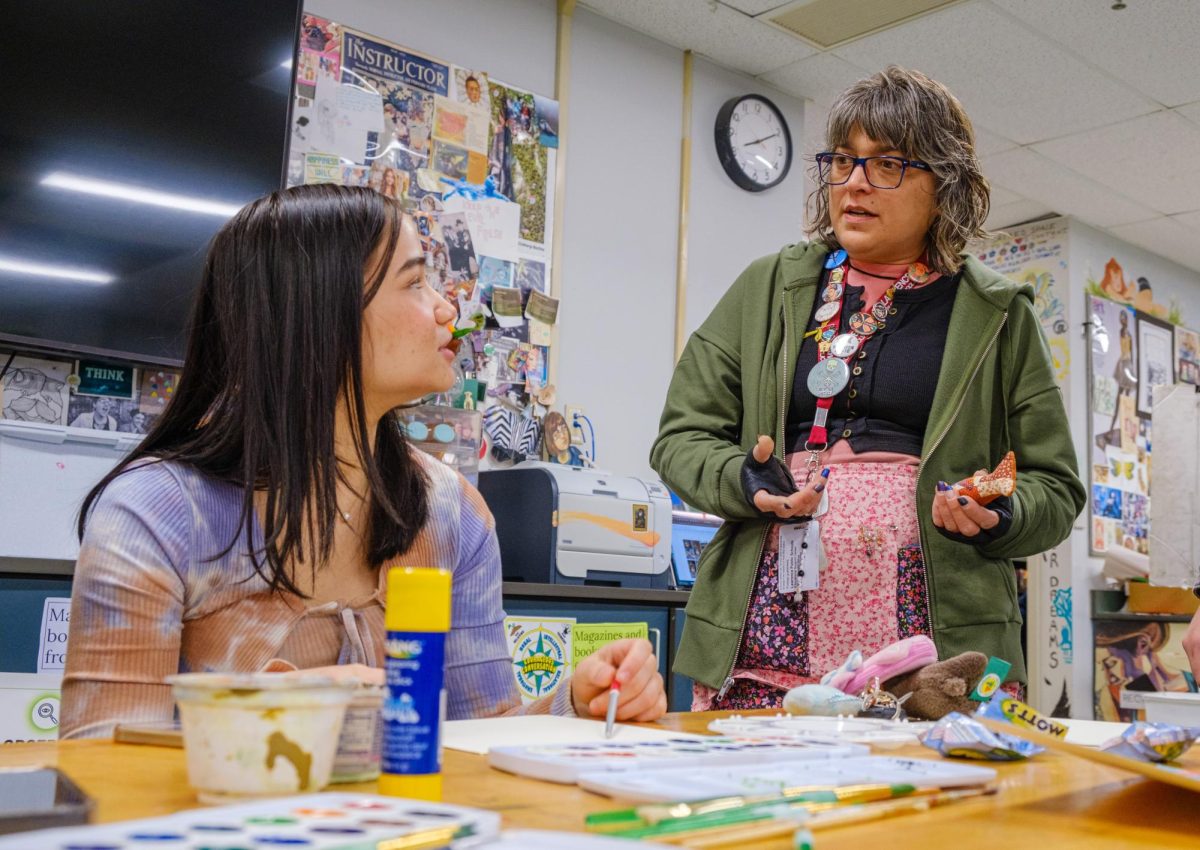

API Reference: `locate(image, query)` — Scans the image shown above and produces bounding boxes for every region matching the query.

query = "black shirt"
[786,265,959,456]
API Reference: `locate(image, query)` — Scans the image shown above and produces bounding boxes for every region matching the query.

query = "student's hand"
[744,435,827,520]
[931,472,1000,538]
[572,638,666,722]
[1184,607,1200,684]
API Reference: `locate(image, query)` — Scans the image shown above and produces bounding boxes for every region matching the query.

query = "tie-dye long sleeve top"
[61,453,575,739]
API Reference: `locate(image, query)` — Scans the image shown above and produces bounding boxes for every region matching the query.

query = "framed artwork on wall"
[1136,313,1175,416]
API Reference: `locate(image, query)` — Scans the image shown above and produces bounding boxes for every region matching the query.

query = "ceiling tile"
[1173,210,1200,231]
[985,198,1053,231]
[1109,216,1200,274]
[972,126,1018,156]
[832,2,1157,144]
[982,148,1156,228]
[1032,111,1200,216]
[991,0,1200,108]
[760,52,869,107]
[719,0,790,14]
[1175,101,1200,128]
[987,183,1021,207]
[580,0,817,75]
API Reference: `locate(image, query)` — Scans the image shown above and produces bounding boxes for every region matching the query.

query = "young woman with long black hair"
[61,184,665,738]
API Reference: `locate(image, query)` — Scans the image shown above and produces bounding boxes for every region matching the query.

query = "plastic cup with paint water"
[168,672,355,803]
[330,684,384,783]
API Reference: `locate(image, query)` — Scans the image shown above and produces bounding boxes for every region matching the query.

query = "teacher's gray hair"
[806,66,991,275]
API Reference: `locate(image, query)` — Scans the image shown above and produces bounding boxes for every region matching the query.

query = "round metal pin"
[829,333,861,358]
[825,249,848,269]
[814,301,841,323]
[849,312,879,335]
[806,358,851,398]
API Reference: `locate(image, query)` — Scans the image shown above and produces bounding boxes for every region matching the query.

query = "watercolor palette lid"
[488,736,868,784]
[0,793,499,850]
[578,754,999,802]
[710,713,934,748]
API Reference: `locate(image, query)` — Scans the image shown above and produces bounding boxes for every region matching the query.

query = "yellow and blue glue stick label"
[383,630,446,776]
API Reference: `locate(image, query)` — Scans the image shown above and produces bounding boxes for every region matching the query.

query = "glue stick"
[379,567,451,800]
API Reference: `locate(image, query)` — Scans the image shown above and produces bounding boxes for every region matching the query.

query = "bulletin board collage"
[287,15,569,470]
[1086,263,1200,557]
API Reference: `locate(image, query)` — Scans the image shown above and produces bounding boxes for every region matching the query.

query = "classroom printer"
[477,462,673,588]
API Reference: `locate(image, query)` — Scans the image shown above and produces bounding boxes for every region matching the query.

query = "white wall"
[684,58,808,334]
[555,9,682,480]
[304,0,808,480]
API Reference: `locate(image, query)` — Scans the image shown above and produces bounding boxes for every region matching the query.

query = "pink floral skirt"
[694,460,931,711]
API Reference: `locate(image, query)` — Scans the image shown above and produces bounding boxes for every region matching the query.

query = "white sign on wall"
[37,597,71,674]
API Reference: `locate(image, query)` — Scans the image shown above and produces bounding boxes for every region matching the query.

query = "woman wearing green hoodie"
[651,67,1084,710]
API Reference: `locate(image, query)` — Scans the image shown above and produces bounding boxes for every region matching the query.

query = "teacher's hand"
[932,472,1000,538]
[745,435,827,520]
[571,638,666,722]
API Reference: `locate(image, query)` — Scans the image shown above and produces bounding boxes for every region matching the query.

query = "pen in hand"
[604,680,621,739]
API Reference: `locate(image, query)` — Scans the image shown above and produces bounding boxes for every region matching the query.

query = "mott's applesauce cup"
[380,567,451,801]
[168,673,355,804]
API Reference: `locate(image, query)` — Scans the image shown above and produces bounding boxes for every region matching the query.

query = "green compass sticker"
[511,627,568,699]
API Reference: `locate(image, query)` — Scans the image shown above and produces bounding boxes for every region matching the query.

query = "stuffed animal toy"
[883,651,989,720]
[782,683,863,717]
[823,635,938,696]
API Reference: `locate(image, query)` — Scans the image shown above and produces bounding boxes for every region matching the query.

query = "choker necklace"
[848,262,907,281]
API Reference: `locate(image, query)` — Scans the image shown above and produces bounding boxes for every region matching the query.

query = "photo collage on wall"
[1,352,179,436]
[286,16,565,468]
[1085,256,1193,557]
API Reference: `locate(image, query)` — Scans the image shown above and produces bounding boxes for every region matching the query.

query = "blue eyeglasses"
[815,152,933,189]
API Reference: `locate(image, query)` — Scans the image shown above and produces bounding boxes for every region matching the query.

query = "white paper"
[443,715,703,755]
[1060,718,1131,748]
[37,597,71,673]
[778,521,820,595]
[442,196,521,263]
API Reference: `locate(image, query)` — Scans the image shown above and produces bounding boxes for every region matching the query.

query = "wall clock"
[714,94,793,192]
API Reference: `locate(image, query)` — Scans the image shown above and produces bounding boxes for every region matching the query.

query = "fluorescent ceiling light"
[280,59,292,68]
[0,255,114,285]
[40,172,242,218]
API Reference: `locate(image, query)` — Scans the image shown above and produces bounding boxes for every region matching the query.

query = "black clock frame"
[714,94,793,193]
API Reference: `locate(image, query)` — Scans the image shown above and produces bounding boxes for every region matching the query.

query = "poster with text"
[971,218,1069,387]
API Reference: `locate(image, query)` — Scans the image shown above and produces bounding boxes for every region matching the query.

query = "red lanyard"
[803,257,929,453]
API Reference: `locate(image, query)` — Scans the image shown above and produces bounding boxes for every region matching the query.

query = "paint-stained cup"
[169,673,355,803]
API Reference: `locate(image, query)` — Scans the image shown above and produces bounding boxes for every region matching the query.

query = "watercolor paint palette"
[578,754,999,802]
[0,793,499,850]
[710,714,934,748]
[488,736,868,784]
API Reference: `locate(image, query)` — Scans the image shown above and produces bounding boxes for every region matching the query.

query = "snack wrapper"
[954,451,1016,505]
[1099,721,1200,763]
[920,711,1043,761]
[977,693,1068,738]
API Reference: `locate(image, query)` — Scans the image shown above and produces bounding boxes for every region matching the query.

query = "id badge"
[778,520,821,595]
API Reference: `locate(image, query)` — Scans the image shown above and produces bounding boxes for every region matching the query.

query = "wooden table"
[2,711,1199,848]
